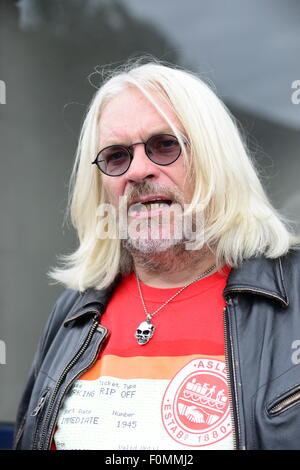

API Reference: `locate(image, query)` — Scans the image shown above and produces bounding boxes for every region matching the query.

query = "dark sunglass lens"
[147,135,181,164]
[99,146,130,175]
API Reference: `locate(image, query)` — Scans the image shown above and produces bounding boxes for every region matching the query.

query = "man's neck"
[132,246,217,288]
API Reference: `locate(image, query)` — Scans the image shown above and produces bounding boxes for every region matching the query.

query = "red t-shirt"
[52,267,232,450]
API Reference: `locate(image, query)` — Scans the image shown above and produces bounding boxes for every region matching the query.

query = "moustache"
[125,181,184,209]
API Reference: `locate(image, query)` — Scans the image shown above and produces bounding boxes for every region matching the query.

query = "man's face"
[97,87,194,252]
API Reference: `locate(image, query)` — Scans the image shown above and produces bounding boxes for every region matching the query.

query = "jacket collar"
[64,274,122,325]
[224,255,289,307]
[66,254,289,324]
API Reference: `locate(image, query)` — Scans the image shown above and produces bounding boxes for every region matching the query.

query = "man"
[14,61,300,450]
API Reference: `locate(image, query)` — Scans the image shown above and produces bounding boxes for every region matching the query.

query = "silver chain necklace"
[134,265,216,345]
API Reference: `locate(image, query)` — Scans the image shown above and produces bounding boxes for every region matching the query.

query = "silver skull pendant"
[135,320,155,345]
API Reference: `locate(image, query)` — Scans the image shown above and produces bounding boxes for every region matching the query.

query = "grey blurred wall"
[0,0,299,424]
[0,0,180,424]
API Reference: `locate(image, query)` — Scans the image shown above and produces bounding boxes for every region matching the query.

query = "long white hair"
[49,59,299,291]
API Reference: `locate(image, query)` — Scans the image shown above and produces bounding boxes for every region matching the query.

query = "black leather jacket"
[13,248,300,450]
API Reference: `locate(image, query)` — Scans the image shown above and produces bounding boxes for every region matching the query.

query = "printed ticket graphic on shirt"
[54,357,233,450]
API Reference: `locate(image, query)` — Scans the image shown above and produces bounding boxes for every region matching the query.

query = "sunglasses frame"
[92,133,183,177]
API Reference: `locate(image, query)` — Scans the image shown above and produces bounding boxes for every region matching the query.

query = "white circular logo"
[161,358,232,447]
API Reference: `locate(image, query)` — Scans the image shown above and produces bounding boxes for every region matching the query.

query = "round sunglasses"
[92,133,183,176]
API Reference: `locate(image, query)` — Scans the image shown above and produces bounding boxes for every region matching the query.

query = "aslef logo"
[291,80,300,105]
[161,358,232,447]
[0,80,6,104]
[0,340,6,365]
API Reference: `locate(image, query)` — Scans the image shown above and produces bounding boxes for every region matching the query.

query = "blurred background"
[0,0,299,449]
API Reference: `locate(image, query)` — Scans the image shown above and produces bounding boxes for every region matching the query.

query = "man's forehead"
[97,87,183,146]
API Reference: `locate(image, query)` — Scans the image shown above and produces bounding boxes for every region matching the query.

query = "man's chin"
[122,236,185,254]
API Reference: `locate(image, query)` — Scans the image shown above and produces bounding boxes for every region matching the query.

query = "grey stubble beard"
[121,238,210,276]
[108,179,208,275]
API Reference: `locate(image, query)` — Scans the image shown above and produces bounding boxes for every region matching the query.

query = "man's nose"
[125,143,159,183]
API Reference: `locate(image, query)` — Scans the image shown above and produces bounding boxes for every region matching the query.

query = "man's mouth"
[128,196,174,218]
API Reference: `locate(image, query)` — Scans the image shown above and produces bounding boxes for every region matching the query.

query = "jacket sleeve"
[13,288,81,449]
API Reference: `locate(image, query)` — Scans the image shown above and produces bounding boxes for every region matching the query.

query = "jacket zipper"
[223,300,240,450]
[30,390,50,447]
[223,285,288,447]
[33,313,102,450]
[45,323,109,450]
[31,393,48,417]
[268,388,300,415]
